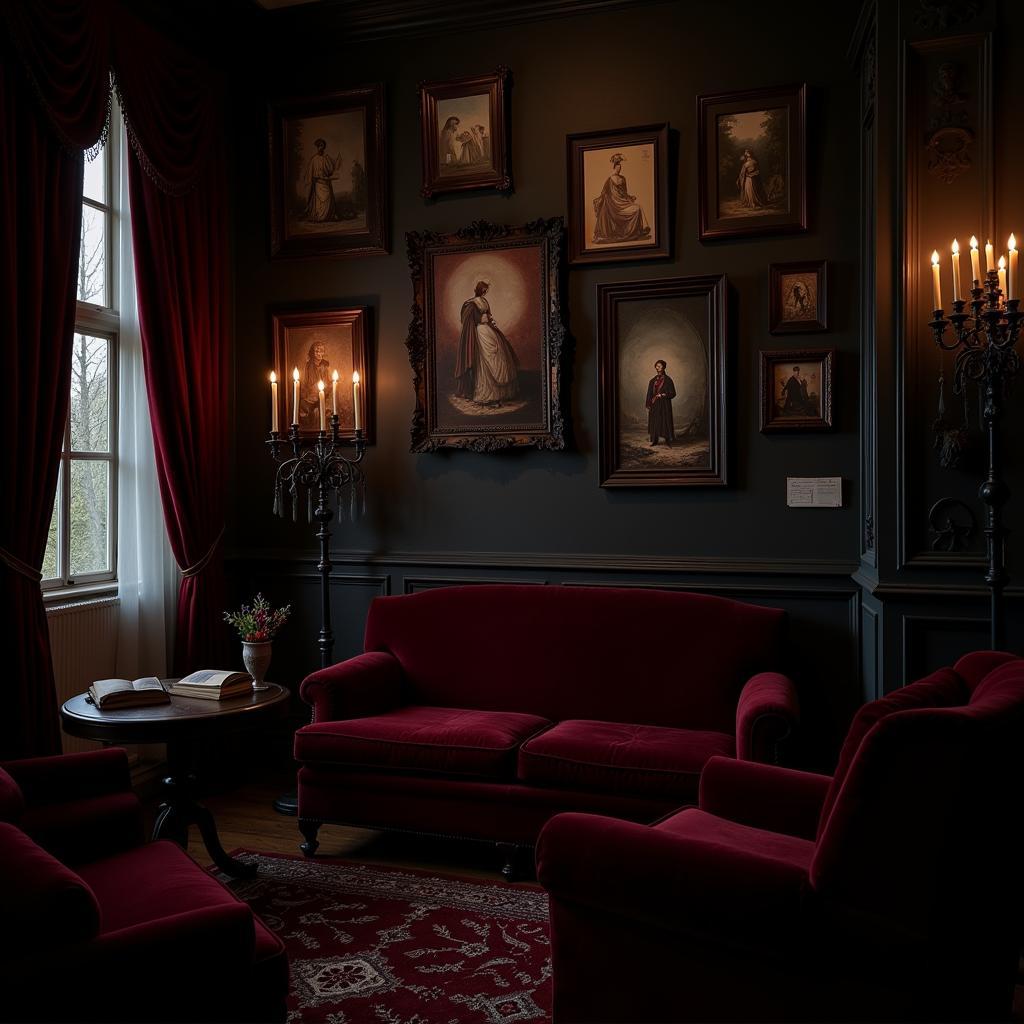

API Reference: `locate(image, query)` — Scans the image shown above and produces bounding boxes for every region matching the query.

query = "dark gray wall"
[228,0,864,766]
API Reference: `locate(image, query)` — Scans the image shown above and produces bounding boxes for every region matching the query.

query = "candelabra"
[267,417,367,813]
[929,269,1022,649]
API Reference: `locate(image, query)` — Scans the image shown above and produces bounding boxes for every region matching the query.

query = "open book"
[167,669,253,701]
[88,677,170,709]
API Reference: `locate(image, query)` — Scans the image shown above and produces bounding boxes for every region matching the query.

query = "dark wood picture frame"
[419,68,512,199]
[697,83,807,241]
[759,347,834,433]
[769,259,828,333]
[272,306,373,442]
[406,218,566,452]
[268,84,388,259]
[598,275,728,487]
[566,123,670,266]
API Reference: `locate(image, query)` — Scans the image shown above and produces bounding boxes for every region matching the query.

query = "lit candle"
[1008,233,1018,300]
[269,371,279,433]
[292,367,300,425]
[970,236,981,285]
[998,255,1007,299]
[317,379,326,431]
[985,239,995,274]
[352,371,362,431]
[931,250,942,311]
[331,369,339,416]
[951,238,961,301]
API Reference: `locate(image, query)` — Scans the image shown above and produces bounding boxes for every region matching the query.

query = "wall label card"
[787,476,842,507]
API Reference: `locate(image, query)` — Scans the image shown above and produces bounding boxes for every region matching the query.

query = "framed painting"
[272,306,373,441]
[697,83,806,241]
[770,259,828,333]
[406,218,566,452]
[419,68,512,198]
[566,123,670,266]
[759,347,834,433]
[598,275,728,487]
[268,84,388,259]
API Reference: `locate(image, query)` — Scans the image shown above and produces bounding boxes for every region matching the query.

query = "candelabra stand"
[929,268,1022,649]
[266,417,367,814]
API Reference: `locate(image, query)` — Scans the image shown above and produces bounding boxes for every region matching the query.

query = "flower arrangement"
[223,594,291,643]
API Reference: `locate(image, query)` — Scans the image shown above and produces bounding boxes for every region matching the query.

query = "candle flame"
[1010,233,1017,252]
[970,235,979,249]
[269,370,277,383]
[998,255,1007,270]
[931,250,940,265]
[292,367,299,381]
[352,371,361,384]
[317,379,325,392]
[331,369,339,382]
[951,238,960,254]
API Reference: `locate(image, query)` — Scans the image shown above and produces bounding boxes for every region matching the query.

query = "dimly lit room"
[2,0,1023,1021]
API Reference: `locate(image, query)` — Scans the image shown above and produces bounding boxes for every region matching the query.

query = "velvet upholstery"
[296,585,797,846]
[0,749,288,1022]
[538,653,1024,1022]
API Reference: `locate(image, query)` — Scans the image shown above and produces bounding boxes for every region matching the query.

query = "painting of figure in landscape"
[716,107,788,220]
[436,93,492,177]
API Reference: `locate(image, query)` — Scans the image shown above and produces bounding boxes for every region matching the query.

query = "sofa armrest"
[699,755,831,841]
[3,747,133,806]
[736,671,800,763]
[536,811,809,938]
[299,651,406,724]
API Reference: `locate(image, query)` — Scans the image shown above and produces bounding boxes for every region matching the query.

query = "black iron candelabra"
[929,268,1022,649]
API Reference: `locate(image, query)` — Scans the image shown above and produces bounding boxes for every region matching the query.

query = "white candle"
[985,239,995,274]
[1008,234,1018,300]
[331,369,339,416]
[352,371,362,431]
[998,255,1007,300]
[317,379,326,431]
[969,236,981,285]
[292,367,300,425]
[931,250,942,311]
[270,371,278,433]
[951,239,961,301]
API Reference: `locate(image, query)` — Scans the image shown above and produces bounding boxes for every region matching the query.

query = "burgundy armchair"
[0,748,288,1023]
[537,651,1024,1022]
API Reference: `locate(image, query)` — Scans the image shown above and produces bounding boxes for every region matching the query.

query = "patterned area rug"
[217,851,552,1024]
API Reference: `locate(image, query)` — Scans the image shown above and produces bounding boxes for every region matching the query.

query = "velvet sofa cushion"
[364,585,785,732]
[0,766,25,822]
[295,705,552,779]
[20,791,145,864]
[518,719,734,800]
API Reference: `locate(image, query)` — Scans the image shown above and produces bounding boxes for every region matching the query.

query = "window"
[42,126,121,590]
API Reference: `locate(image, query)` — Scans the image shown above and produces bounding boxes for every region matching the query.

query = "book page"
[91,679,132,698]
[177,669,249,687]
[133,677,165,691]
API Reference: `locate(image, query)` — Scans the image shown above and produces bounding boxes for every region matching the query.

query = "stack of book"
[167,670,253,701]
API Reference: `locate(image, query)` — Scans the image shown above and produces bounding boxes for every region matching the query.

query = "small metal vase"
[241,641,272,691]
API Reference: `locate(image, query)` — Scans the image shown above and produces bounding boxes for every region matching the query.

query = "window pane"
[83,149,106,203]
[77,205,107,304]
[70,334,109,452]
[70,460,109,577]
[42,468,62,582]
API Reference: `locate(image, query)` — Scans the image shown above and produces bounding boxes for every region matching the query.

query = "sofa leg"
[298,819,320,858]
[498,843,533,882]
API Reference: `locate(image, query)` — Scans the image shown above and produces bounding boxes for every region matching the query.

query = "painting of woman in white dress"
[715,108,788,220]
[592,153,651,244]
[455,282,520,407]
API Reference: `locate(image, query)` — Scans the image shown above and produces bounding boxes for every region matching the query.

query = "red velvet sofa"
[294,585,799,868]
[0,748,288,1023]
[537,650,1024,1022]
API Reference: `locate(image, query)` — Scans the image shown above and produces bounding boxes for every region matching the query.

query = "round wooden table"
[61,682,290,878]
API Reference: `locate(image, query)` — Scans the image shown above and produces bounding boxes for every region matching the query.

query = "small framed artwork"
[268,84,388,259]
[419,68,512,198]
[770,260,827,333]
[566,123,670,266]
[759,348,835,433]
[405,218,566,452]
[598,275,728,487]
[272,306,372,441]
[697,83,806,241]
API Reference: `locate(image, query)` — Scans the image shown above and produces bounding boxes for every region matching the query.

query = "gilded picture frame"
[759,347,835,433]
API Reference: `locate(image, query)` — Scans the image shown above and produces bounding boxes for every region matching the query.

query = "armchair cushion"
[3,747,134,805]
[735,672,800,763]
[295,705,552,778]
[518,719,734,800]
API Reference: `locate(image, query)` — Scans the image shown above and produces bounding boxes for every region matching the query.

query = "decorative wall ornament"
[864,513,875,552]
[405,218,566,452]
[925,61,973,184]
[862,33,877,114]
[914,0,982,32]
[931,366,971,469]
[927,497,976,552]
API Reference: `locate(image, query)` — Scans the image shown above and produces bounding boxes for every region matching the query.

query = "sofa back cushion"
[364,585,786,731]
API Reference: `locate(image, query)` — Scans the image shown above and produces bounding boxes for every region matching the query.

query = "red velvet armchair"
[0,748,288,1023]
[537,651,1024,1023]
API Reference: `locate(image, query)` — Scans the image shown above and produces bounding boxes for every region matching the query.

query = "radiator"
[47,596,119,754]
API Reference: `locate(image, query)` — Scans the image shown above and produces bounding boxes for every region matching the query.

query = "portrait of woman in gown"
[736,148,769,210]
[592,153,652,244]
[455,281,520,407]
[299,340,330,427]
[303,138,338,222]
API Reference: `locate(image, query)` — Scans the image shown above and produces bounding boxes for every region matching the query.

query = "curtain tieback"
[179,527,225,579]
[0,545,43,582]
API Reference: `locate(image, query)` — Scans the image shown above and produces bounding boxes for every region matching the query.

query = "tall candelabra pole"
[929,268,1021,649]
[266,415,367,812]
